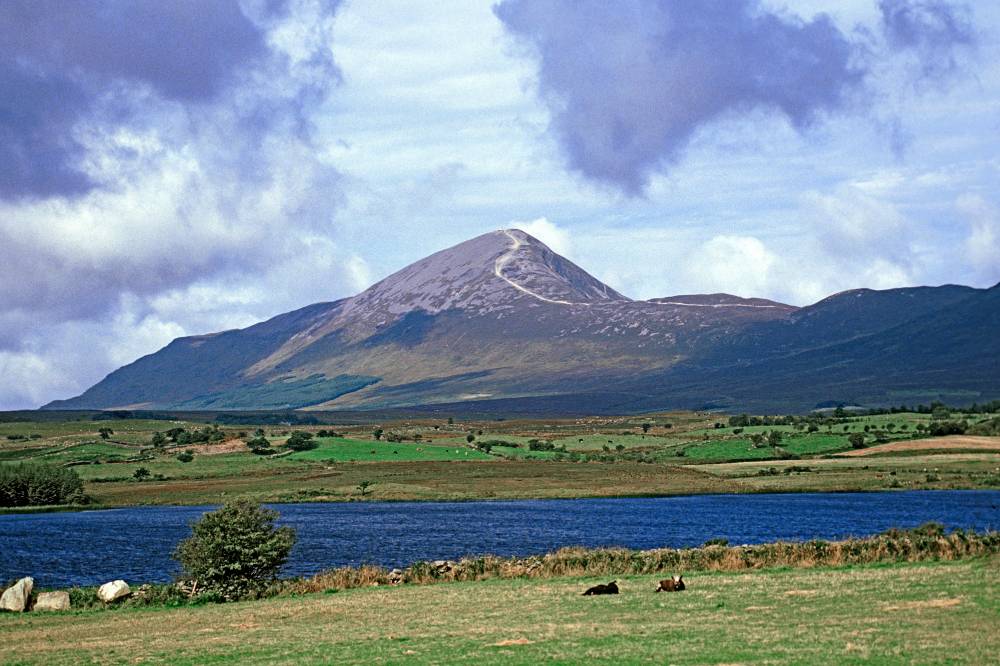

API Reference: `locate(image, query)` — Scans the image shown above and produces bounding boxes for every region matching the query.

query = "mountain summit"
[346,229,627,318]
[46,231,999,414]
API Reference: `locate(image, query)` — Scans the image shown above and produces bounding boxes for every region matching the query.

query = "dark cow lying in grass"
[655,575,685,592]
[582,581,619,595]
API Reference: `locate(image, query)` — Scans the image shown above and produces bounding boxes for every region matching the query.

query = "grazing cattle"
[655,575,685,592]
[582,581,619,596]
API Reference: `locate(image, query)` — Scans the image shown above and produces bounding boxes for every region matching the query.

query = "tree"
[641,423,651,434]
[767,430,783,447]
[466,434,476,443]
[0,463,84,507]
[372,428,384,441]
[173,500,296,600]
[98,427,114,440]
[176,450,194,463]
[356,480,374,497]
[284,431,316,451]
[151,432,167,448]
[931,404,951,420]
[133,467,151,481]
[848,433,867,449]
[245,436,272,455]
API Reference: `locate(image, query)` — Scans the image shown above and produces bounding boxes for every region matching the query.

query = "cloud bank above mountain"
[0,0,996,409]
[493,0,975,194]
[0,0,361,407]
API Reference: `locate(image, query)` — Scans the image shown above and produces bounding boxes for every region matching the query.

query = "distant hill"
[45,229,1000,414]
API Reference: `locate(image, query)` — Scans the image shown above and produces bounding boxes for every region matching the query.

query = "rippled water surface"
[2,490,997,587]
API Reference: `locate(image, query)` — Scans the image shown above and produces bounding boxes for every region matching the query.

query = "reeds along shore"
[48,524,1000,608]
[285,523,1000,594]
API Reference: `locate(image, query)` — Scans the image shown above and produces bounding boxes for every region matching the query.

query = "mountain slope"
[620,283,1000,412]
[44,230,999,413]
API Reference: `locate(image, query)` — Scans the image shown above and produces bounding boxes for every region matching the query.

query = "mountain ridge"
[44,230,1000,413]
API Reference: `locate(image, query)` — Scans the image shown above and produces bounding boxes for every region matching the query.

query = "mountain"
[45,230,1000,414]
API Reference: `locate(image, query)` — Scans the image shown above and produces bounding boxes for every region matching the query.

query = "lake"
[2,490,998,588]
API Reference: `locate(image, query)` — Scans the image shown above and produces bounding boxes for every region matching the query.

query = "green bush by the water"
[0,463,84,507]
[173,499,297,600]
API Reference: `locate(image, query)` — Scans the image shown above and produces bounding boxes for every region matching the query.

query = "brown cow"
[582,581,619,596]
[655,575,685,592]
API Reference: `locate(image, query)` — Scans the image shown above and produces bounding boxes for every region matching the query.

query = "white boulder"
[34,591,71,611]
[0,577,33,612]
[97,580,131,603]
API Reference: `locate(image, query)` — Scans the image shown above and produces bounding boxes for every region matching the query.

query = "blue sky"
[1,0,998,409]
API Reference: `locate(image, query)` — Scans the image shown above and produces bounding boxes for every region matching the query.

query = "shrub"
[173,500,296,600]
[0,463,85,507]
[244,436,272,454]
[927,420,967,437]
[968,416,1000,436]
[284,431,316,451]
[176,451,194,463]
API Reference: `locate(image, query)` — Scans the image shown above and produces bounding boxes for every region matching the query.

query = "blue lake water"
[2,490,998,588]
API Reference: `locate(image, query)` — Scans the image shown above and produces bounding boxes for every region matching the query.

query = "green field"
[287,437,493,462]
[1,411,998,507]
[679,433,859,461]
[1,558,996,664]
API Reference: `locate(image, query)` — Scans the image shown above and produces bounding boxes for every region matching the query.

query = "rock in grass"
[34,591,70,611]
[97,580,131,603]
[0,577,33,612]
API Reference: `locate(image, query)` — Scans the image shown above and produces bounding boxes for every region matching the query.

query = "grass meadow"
[2,557,996,664]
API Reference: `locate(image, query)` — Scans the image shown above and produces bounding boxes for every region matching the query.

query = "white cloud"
[958,194,1000,282]
[685,235,778,298]
[513,217,573,257]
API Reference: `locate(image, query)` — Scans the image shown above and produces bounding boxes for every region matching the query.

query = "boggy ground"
[1,558,997,665]
[2,411,998,507]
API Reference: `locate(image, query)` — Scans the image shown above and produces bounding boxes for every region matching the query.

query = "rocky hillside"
[45,230,999,414]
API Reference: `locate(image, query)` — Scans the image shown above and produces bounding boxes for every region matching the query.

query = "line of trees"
[0,463,85,507]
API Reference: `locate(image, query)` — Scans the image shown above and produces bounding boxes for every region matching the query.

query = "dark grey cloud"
[0,0,268,200]
[0,61,95,198]
[0,0,347,355]
[879,0,975,79]
[494,0,976,194]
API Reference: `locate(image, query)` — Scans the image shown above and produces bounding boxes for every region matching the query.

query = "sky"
[1,0,998,409]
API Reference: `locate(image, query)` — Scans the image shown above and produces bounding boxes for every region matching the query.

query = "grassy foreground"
[2,558,997,664]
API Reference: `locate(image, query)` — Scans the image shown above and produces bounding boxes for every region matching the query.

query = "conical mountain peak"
[339,229,627,325]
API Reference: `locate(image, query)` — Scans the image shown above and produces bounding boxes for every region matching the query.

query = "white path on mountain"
[494,229,578,305]
[494,229,784,310]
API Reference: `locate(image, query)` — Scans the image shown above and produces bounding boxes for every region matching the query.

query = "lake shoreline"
[4,483,999,515]
[5,490,999,588]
